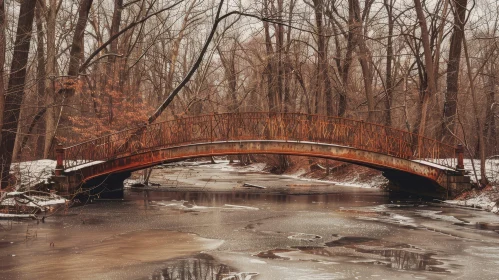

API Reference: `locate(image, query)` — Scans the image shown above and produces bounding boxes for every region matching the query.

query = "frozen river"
[1,162,499,279]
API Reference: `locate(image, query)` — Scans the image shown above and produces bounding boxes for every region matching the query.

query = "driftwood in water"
[242,183,266,189]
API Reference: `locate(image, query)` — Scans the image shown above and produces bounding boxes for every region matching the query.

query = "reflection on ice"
[326,236,449,272]
[255,236,449,273]
[354,247,447,272]
[150,253,258,280]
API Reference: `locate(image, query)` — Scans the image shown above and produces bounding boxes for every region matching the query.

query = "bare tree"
[0,0,36,188]
[0,0,5,138]
[413,0,438,137]
[442,0,467,142]
[43,0,59,158]
[383,0,395,126]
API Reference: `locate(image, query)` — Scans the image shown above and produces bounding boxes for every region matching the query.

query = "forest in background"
[0,0,498,188]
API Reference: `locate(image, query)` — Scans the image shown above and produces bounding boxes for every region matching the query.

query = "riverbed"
[1,162,499,279]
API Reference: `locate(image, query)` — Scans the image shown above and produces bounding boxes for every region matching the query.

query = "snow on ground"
[223,204,259,210]
[203,160,267,173]
[421,158,499,184]
[0,191,67,212]
[9,159,56,191]
[283,175,370,188]
[282,166,387,188]
[415,209,469,224]
[5,159,105,192]
[445,193,498,214]
[0,213,36,219]
[124,178,143,188]
[461,158,499,184]
[203,160,386,188]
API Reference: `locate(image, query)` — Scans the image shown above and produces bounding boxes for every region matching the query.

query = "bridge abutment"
[54,171,131,199]
[383,169,471,198]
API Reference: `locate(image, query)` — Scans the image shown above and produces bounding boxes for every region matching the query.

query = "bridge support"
[456,144,465,175]
[383,170,445,197]
[384,169,470,198]
[55,143,64,176]
[81,171,131,199]
[53,170,131,199]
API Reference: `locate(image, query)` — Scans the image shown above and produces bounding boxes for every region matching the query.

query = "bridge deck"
[58,112,460,172]
[52,112,470,196]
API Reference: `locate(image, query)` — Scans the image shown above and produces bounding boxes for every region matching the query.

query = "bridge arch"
[57,112,469,197]
[70,140,446,183]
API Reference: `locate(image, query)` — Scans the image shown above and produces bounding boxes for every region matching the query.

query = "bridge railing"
[62,112,457,170]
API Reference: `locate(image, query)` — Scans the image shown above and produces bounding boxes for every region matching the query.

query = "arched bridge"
[54,112,470,197]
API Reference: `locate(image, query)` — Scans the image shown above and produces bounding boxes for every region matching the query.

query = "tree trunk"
[442,0,467,142]
[263,0,276,112]
[0,0,5,138]
[283,0,295,113]
[413,0,437,137]
[338,0,357,117]
[46,0,92,154]
[19,3,48,156]
[217,41,238,113]
[34,4,46,157]
[484,64,497,155]
[383,0,394,126]
[106,0,123,124]
[43,0,58,158]
[275,0,284,112]
[63,0,93,95]
[463,34,488,186]
[313,0,333,116]
[351,0,374,121]
[0,0,36,188]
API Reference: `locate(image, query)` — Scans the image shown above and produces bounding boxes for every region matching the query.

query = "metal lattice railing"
[60,112,458,170]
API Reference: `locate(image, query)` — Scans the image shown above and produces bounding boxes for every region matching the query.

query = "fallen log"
[242,183,266,189]
[0,213,37,220]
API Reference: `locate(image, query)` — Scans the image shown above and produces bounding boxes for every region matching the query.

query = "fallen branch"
[0,213,37,220]
[242,183,266,189]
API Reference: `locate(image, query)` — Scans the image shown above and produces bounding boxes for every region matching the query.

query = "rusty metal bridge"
[54,112,470,196]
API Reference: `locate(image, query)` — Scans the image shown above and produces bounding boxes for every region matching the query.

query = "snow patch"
[1,191,67,212]
[445,193,493,210]
[282,172,387,189]
[64,160,104,172]
[415,210,468,224]
[9,160,56,190]
[418,158,499,184]
[223,204,259,210]
[0,213,36,219]
[204,161,267,173]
